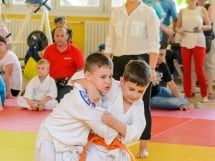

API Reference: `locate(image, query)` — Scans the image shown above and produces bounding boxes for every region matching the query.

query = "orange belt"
[79,133,136,161]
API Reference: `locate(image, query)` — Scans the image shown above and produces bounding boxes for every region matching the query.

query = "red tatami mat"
[4,98,18,107]
[151,116,190,135]
[152,116,215,147]
[151,108,215,120]
[0,106,50,132]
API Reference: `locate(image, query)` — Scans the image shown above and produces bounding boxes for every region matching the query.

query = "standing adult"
[175,0,211,102]
[43,26,85,102]
[0,36,22,98]
[104,0,160,158]
[159,0,178,47]
[205,0,215,99]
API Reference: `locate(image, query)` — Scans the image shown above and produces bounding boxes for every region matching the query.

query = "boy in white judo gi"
[78,60,151,161]
[17,59,58,111]
[36,53,119,161]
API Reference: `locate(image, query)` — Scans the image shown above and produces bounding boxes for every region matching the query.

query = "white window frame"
[4,0,126,17]
[54,0,108,17]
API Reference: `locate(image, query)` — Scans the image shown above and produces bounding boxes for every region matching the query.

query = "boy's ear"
[84,71,92,81]
[119,76,125,86]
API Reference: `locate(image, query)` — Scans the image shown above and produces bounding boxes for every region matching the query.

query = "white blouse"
[180,6,205,49]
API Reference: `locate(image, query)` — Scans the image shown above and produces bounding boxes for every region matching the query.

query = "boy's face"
[157,49,166,64]
[120,77,147,104]
[37,64,49,77]
[85,66,112,95]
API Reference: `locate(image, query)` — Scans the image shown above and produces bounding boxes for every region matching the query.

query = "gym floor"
[0,90,215,161]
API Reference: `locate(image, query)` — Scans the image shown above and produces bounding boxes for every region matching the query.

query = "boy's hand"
[101,111,116,127]
[38,99,46,111]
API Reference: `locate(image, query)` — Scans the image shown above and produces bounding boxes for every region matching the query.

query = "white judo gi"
[85,80,146,161]
[17,75,58,110]
[36,83,118,161]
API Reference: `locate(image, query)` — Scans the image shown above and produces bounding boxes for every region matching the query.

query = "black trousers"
[56,84,73,102]
[11,89,20,97]
[112,54,152,140]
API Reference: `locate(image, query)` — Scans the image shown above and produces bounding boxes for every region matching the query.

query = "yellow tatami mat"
[130,142,215,161]
[129,142,215,161]
[0,130,215,161]
[0,130,36,161]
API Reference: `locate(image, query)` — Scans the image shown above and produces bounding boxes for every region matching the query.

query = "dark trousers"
[11,89,20,97]
[112,54,152,140]
[56,84,73,102]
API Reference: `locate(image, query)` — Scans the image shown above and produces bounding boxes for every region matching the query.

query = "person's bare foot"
[136,140,149,158]
[0,105,3,111]
[136,149,149,158]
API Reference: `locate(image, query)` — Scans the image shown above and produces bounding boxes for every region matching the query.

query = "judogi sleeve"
[23,77,37,99]
[60,84,118,144]
[46,75,57,99]
[122,101,146,144]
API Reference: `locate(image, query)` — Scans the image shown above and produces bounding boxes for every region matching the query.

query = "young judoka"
[17,59,58,111]
[36,53,118,161]
[79,60,151,161]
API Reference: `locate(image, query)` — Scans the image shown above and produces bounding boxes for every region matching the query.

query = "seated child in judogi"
[79,60,151,161]
[17,59,57,111]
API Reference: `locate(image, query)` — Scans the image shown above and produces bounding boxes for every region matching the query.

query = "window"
[111,0,125,7]
[10,0,126,15]
[13,0,51,5]
[60,0,100,7]
[59,0,125,7]
[9,0,185,17]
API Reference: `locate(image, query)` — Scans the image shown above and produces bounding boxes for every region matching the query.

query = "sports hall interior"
[0,1,215,161]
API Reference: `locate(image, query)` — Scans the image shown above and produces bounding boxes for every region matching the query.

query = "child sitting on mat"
[17,59,58,111]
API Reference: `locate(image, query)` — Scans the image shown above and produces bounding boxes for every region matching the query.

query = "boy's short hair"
[54,16,66,24]
[37,59,50,68]
[123,60,151,86]
[84,52,113,73]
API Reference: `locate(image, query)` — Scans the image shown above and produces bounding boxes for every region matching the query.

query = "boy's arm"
[102,111,126,137]
[23,78,37,110]
[101,101,146,144]
[167,80,180,97]
[46,78,58,99]
[63,88,118,144]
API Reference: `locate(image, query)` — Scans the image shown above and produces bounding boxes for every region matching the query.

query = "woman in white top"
[104,0,160,158]
[0,36,22,98]
[205,0,215,99]
[176,0,211,103]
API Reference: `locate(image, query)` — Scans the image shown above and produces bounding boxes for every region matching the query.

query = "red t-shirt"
[43,43,85,80]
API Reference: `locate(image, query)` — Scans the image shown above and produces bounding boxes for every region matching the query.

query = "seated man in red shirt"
[43,26,85,102]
